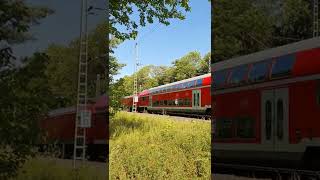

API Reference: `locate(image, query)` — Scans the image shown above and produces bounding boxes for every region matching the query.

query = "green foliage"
[45,22,123,105]
[0,53,55,179]
[110,0,191,41]
[0,0,53,67]
[169,51,205,81]
[212,0,316,63]
[12,157,105,180]
[273,0,313,45]
[109,112,210,179]
[0,1,52,178]
[213,0,273,62]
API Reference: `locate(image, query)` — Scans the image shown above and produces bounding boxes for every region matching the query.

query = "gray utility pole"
[73,0,90,169]
[208,58,211,73]
[314,0,319,37]
[132,42,139,112]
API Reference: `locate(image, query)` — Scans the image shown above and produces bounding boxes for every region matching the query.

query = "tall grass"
[109,112,211,179]
[11,157,106,180]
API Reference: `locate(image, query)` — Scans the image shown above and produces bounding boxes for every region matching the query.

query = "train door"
[149,95,152,107]
[192,90,201,108]
[274,88,289,151]
[261,88,289,151]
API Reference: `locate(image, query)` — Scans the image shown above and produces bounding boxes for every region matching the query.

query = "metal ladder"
[132,42,138,112]
[73,0,88,168]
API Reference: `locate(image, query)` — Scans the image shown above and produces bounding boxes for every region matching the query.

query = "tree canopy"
[109,0,191,40]
[212,0,316,62]
[0,1,53,178]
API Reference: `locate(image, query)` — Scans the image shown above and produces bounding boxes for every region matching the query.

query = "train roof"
[139,89,149,96]
[212,37,320,72]
[149,73,211,92]
[123,95,133,99]
[48,106,76,117]
[47,95,107,117]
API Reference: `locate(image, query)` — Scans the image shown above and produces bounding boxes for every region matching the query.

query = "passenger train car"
[40,95,107,161]
[122,73,211,117]
[212,37,320,170]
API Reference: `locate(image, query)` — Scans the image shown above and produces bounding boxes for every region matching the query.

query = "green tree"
[110,0,191,40]
[198,52,211,75]
[0,53,54,179]
[0,0,53,67]
[45,23,124,106]
[0,1,52,178]
[272,0,313,46]
[170,51,202,81]
[212,0,273,62]
[212,0,317,63]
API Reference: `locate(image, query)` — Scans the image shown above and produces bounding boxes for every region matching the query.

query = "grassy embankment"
[11,157,106,180]
[109,111,211,179]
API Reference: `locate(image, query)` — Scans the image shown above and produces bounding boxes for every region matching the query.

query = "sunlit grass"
[109,112,211,179]
[12,157,105,180]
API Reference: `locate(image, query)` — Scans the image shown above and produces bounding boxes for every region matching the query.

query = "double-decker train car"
[212,37,320,170]
[148,73,211,116]
[121,73,211,117]
[40,95,107,161]
[121,95,133,111]
[137,89,150,112]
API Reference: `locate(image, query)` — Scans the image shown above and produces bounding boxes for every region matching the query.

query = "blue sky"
[113,0,211,79]
[13,0,105,58]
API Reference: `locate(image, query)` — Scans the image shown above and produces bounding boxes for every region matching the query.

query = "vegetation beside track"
[11,157,105,180]
[109,111,211,179]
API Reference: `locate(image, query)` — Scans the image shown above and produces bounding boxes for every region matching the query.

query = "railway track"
[213,163,320,180]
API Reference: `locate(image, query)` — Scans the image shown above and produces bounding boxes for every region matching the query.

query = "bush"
[109,112,211,179]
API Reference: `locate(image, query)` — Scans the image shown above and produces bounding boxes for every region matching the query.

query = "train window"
[265,100,272,140]
[216,118,233,138]
[213,70,228,89]
[197,93,200,106]
[196,79,202,87]
[236,117,255,138]
[249,60,270,82]
[178,99,184,106]
[190,80,195,88]
[229,65,248,85]
[164,100,167,106]
[271,54,296,78]
[184,99,187,106]
[277,99,284,140]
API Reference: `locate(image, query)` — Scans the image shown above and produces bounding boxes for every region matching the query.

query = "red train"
[122,73,211,117]
[40,95,107,161]
[212,37,320,170]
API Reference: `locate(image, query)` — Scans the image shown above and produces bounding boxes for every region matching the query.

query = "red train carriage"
[212,37,320,170]
[121,95,133,111]
[121,73,211,117]
[137,90,150,112]
[148,73,211,116]
[40,95,107,161]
